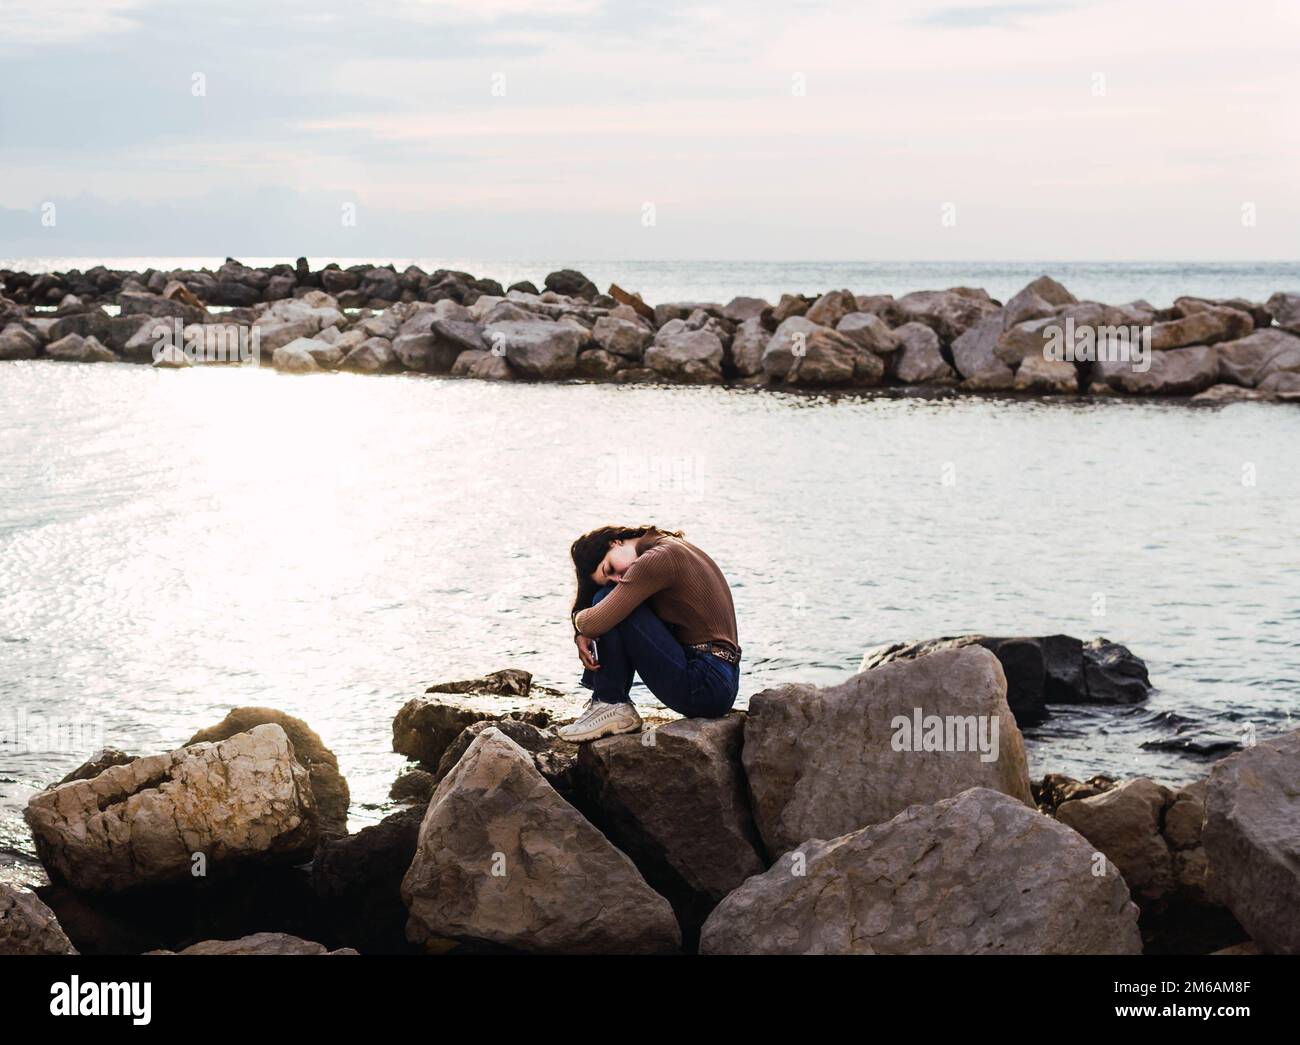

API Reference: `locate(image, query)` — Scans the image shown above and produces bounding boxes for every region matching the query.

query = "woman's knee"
[591,582,616,606]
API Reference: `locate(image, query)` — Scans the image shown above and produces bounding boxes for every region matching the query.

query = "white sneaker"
[557,699,642,743]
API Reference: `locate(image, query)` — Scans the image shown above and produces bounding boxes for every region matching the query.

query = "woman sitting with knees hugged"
[559,524,742,743]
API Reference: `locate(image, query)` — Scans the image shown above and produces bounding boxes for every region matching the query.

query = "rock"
[45,333,118,363]
[1014,351,1079,394]
[1192,384,1274,404]
[576,715,766,915]
[425,667,562,699]
[1057,778,1175,903]
[272,339,321,373]
[0,323,41,360]
[450,349,513,380]
[259,317,326,355]
[154,932,356,955]
[591,316,652,360]
[744,646,1033,857]
[835,312,898,356]
[392,329,461,372]
[389,769,436,805]
[152,344,194,369]
[0,884,78,954]
[392,697,494,767]
[860,634,1151,718]
[804,289,857,327]
[1033,773,1118,814]
[1098,344,1219,395]
[543,269,598,300]
[645,328,725,382]
[729,317,769,376]
[1265,291,1300,333]
[119,292,205,325]
[186,708,349,840]
[1004,275,1076,327]
[895,287,1001,342]
[892,322,956,384]
[1216,328,1300,387]
[699,787,1142,955]
[400,728,681,954]
[340,336,399,373]
[576,348,626,378]
[1150,307,1252,351]
[769,294,811,323]
[1165,779,1212,903]
[1203,729,1300,953]
[484,319,583,379]
[435,718,577,798]
[311,806,425,954]
[762,316,882,386]
[721,296,769,323]
[1175,295,1273,330]
[24,724,318,892]
[953,314,1015,387]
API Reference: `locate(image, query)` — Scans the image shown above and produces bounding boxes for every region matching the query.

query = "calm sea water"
[2,361,1299,881]
[5,258,1300,308]
[2,259,1299,885]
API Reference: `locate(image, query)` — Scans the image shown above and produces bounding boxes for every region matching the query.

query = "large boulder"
[591,315,652,360]
[860,634,1151,719]
[435,717,578,798]
[185,708,349,839]
[700,788,1143,954]
[894,287,1001,342]
[1150,306,1252,351]
[804,289,857,327]
[0,884,78,954]
[484,319,583,379]
[1098,344,1219,395]
[1266,291,1300,333]
[1203,730,1300,953]
[24,724,318,892]
[1014,351,1079,393]
[729,317,769,376]
[744,646,1033,857]
[400,728,681,954]
[644,328,724,382]
[1057,778,1176,903]
[45,333,118,363]
[1003,275,1076,327]
[835,312,898,357]
[576,715,766,916]
[0,323,41,360]
[892,322,957,384]
[543,269,598,300]
[762,316,882,386]
[952,314,1014,388]
[392,697,495,767]
[1216,329,1300,387]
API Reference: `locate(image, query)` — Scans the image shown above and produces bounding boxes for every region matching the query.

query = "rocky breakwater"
[3,261,1298,400]
[5,656,1296,956]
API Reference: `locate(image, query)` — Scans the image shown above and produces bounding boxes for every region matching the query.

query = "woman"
[559,524,742,742]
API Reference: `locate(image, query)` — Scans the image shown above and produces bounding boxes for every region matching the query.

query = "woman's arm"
[573,546,677,637]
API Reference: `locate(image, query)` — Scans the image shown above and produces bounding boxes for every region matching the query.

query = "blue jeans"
[579,583,740,717]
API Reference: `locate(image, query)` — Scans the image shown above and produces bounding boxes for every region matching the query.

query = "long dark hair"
[570,524,684,620]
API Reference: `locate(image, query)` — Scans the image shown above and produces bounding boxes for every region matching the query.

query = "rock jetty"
[2,261,1298,399]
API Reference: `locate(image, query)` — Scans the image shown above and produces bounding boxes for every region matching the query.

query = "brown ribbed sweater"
[573,533,740,651]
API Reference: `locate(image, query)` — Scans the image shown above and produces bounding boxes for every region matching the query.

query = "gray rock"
[1266,291,1300,333]
[645,328,725,382]
[835,312,899,356]
[155,932,356,955]
[892,322,956,384]
[1150,307,1252,351]
[272,339,321,373]
[804,289,857,327]
[0,323,41,360]
[340,336,399,373]
[721,296,769,323]
[401,728,681,954]
[450,349,513,380]
[743,646,1034,857]
[46,333,118,363]
[1057,778,1176,903]
[484,319,583,379]
[729,317,769,376]
[762,316,882,386]
[700,787,1143,954]
[576,715,766,907]
[592,315,652,360]
[953,314,1015,387]
[1098,344,1219,395]
[1216,329,1300,387]
[0,884,78,954]
[1203,729,1300,953]
[895,287,1001,342]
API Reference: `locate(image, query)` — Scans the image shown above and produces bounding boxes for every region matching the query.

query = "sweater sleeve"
[573,546,677,638]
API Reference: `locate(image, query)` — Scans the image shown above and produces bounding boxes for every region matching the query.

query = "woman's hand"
[575,634,600,670]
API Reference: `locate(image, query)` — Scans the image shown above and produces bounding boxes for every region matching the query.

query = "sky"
[0,0,1297,260]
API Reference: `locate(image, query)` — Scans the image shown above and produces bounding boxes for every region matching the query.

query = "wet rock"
[56,749,136,786]
[389,769,436,805]
[543,269,598,300]
[186,708,350,840]
[401,728,680,954]
[0,884,78,954]
[744,646,1033,857]
[700,787,1142,955]
[1032,772,1118,815]
[1203,729,1300,953]
[392,698,494,767]
[25,724,319,892]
